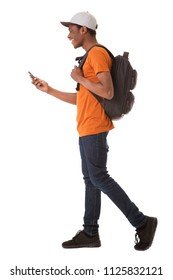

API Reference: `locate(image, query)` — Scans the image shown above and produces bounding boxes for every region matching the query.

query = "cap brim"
[61,21,71,27]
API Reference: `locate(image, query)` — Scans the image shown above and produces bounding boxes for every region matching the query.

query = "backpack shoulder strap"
[75,44,114,90]
[75,44,114,68]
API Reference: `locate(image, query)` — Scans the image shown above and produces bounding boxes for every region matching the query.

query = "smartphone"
[28,71,35,79]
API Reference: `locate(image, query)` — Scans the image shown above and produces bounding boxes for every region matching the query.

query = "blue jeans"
[79,132,147,236]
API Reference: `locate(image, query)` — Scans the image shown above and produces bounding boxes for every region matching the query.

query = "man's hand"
[31,77,49,93]
[71,66,83,83]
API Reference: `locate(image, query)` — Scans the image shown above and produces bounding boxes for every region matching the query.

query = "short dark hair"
[87,28,96,36]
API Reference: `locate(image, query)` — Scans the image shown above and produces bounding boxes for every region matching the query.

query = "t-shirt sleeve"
[87,47,112,75]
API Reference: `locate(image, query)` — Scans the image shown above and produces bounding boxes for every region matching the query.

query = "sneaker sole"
[62,242,101,249]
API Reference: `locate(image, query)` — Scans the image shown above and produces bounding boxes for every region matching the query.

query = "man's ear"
[80,26,88,34]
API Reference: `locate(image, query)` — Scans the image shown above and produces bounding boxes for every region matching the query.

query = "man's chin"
[72,43,81,49]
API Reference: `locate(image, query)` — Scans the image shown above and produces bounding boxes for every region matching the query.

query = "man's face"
[67,25,83,48]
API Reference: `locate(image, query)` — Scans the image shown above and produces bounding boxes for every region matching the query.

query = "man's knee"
[90,171,110,190]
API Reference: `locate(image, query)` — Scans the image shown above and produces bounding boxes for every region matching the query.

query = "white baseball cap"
[61,11,98,31]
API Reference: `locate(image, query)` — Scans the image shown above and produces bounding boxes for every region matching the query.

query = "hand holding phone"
[28,71,49,93]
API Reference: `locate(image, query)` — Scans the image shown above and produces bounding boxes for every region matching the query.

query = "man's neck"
[82,38,98,51]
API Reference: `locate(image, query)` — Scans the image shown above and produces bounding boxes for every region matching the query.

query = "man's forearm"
[47,86,77,105]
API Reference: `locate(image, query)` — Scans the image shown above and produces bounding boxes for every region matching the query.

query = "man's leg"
[61,136,102,248]
[79,136,101,236]
[80,132,146,229]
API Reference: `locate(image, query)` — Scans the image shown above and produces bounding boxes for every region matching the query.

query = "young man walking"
[31,11,157,250]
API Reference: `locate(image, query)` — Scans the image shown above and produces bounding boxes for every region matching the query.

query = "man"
[31,11,157,250]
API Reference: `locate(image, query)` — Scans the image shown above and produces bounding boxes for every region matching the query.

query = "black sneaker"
[134,216,158,251]
[62,230,101,249]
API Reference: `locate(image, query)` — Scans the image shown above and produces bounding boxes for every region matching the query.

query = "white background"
[0,0,172,279]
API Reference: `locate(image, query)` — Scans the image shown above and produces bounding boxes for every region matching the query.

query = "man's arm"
[31,77,77,105]
[47,86,77,105]
[71,66,114,100]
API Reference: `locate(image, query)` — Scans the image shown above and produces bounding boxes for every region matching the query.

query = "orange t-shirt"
[76,47,114,137]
